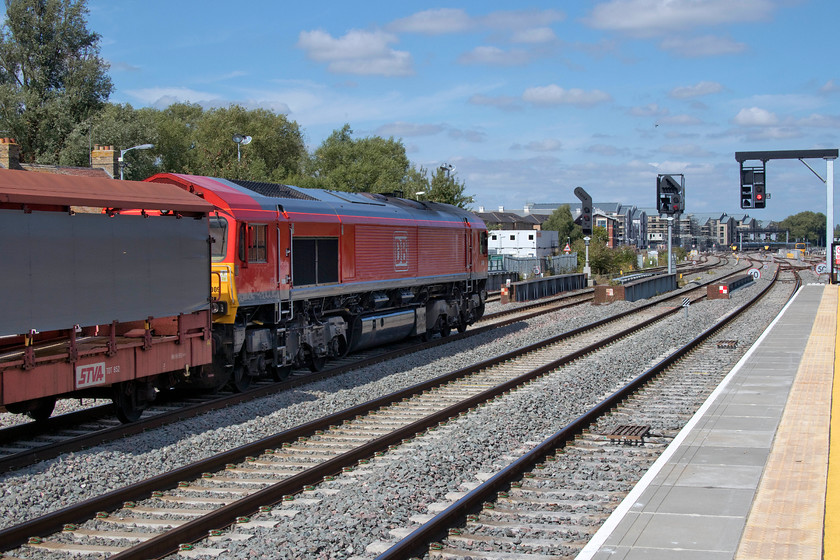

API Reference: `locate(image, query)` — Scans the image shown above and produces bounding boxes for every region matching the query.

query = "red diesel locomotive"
[144,174,489,391]
[0,170,488,422]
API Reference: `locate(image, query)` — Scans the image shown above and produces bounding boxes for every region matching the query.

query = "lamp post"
[119,143,154,180]
[232,134,252,162]
[583,236,591,284]
[439,163,454,179]
[666,216,674,274]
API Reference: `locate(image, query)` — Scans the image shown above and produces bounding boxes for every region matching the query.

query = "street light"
[119,143,154,180]
[439,163,454,178]
[232,134,252,162]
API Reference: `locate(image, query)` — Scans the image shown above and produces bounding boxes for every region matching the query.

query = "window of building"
[510,235,515,241]
[528,234,534,240]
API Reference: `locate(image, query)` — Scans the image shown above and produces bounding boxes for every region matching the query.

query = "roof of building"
[17,163,113,179]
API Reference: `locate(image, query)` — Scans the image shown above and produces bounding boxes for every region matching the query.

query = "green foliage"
[0,0,112,163]
[777,211,827,245]
[60,103,158,178]
[305,124,413,193]
[541,204,583,243]
[572,226,638,275]
[423,165,474,208]
[304,124,474,208]
[180,105,305,182]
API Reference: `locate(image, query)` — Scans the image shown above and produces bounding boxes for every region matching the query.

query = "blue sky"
[80,1,839,221]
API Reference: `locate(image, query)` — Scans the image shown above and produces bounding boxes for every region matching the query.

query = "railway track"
[377,264,793,559]
[0,286,603,474]
[0,256,733,473]
[0,263,755,558]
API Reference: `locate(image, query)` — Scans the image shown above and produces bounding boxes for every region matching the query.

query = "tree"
[422,166,474,209]
[778,211,826,246]
[306,124,440,198]
[60,103,159,179]
[541,204,583,243]
[0,0,112,163]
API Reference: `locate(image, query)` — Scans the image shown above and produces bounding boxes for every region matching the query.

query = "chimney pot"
[0,137,21,170]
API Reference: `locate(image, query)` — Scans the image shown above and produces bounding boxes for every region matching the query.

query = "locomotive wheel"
[113,381,147,423]
[440,315,451,338]
[305,346,327,372]
[457,318,468,334]
[272,365,293,381]
[231,363,252,392]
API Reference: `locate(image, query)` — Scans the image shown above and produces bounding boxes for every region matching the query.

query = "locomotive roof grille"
[229,179,318,201]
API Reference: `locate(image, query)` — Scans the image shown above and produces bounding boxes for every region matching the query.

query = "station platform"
[577,283,839,560]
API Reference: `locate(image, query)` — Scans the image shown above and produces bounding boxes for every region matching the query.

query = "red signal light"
[756,193,763,201]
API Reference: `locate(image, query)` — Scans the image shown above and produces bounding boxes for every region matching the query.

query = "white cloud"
[658,114,703,125]
[511,27,558,44]
[820,80,840,94]
[733,107,779,126]
[125,87,227,109]
[586,0,775,36]
[375,122,445,137]
[797,114,840,128]
[629,103,669,117]
[449,128,487,143]
[512,139,563,152]
[481,9,566,30]
[297,29,413,76]
[669,81,724,99]
[522,85,612,107]
[459,46,534,66]
[660,35,747,57]
[387,8,474,35]
[468,94,522,111]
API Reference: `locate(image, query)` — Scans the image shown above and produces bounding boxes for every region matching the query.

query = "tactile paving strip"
[735,286,836,560]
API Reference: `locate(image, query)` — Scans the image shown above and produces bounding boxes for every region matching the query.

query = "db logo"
[394,232,409,271]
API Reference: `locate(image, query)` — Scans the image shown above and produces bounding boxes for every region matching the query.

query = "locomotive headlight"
[211,301,228,315]
[219,271,229,282]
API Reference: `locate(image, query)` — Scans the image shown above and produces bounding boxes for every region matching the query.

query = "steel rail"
[0,263,736,472]
[0,271,727,555]
[375,265,780,559]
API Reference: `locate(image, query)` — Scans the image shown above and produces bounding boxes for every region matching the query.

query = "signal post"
[735,149,837,281]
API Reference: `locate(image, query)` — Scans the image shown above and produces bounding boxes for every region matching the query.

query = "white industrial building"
[488,229,559,258]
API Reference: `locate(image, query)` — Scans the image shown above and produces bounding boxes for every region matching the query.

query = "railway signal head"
[740,165,766,209]
[574,186,593,235]
[656,174,684,215]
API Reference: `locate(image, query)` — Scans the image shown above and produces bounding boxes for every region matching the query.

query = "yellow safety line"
[827,286,840,559]
[736,285,836,560]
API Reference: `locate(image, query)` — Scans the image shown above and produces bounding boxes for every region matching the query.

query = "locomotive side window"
[248,224,268,263]
[481,231,489,255]
[209,216,228,262]
[292,237,338,285]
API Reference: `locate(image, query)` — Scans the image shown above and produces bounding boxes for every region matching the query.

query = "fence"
[489,253,577,278]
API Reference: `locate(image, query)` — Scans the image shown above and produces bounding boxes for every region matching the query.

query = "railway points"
[577,283,839,560]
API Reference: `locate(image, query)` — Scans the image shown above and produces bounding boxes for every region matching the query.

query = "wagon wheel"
[26,396,57,422]
[113,381,145,423]
[230,362,252,392]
